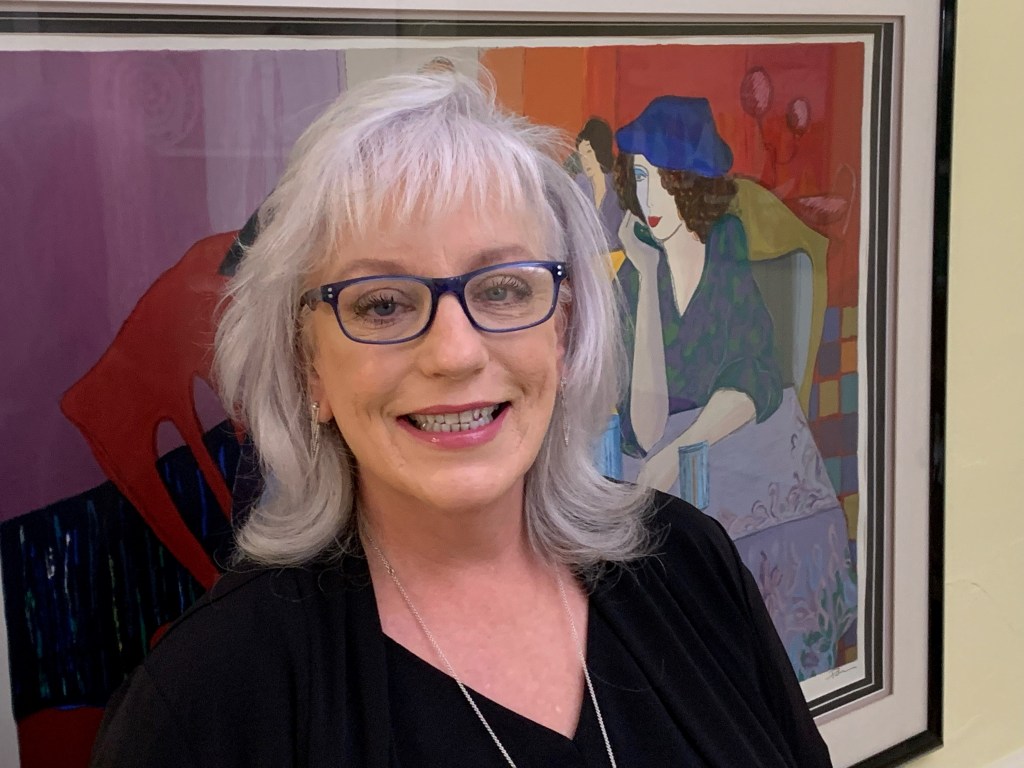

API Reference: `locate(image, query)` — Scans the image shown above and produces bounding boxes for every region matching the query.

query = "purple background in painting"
[0,49,346,521]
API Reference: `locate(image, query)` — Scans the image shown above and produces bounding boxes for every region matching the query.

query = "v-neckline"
[380,599,598,746]
[660,233,709,320]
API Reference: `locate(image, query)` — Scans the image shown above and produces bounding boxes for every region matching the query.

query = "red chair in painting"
[60,232,238,590]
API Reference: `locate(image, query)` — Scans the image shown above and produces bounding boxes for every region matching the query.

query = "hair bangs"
[314,106,558,262]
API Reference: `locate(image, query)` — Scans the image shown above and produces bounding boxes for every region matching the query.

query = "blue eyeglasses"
[300,260,569,345]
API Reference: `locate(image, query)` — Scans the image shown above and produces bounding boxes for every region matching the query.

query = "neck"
[660,222,703,261]
[357,479,534,580]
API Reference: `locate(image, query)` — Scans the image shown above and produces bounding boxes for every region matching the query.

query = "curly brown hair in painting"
[613,152,738,244]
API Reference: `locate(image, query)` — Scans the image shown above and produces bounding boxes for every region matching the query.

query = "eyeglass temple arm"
[299,288,325,310]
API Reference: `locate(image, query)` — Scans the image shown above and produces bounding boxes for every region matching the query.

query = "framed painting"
[0,1,951,766]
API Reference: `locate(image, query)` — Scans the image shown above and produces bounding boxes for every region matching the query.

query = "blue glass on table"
[595,414,623,481]
[677,441,710,509]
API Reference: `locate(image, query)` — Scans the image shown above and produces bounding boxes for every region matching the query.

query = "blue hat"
[616,96,733,177]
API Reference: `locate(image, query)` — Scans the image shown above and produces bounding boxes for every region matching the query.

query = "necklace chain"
[556,568,618,768]
[364,533,617,768]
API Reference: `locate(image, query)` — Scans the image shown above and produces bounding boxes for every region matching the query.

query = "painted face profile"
[634,154,684,242]
[577,139,601,178]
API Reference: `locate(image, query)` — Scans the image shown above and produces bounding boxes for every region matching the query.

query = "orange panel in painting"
[480,48,525,116]
[582,47,620,135]
[841,339,857,373]
[521,47,587,138]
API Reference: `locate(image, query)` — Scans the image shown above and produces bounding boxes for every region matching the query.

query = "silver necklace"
[364,534,618,768]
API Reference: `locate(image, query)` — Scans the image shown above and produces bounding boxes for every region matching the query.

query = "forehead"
[634,153,655,171]
[323,199,548,280]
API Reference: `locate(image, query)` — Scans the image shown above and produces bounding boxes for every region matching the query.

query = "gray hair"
[214,71,653,575]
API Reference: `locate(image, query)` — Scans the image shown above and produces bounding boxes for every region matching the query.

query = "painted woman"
[613,95,783,491]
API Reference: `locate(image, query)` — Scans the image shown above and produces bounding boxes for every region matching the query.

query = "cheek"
[636,178,649,210]
[650,183,672,213]
[312,337,391,425]
[517,328,563,395]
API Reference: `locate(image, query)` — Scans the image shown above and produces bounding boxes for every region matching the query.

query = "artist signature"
[825,666,855,680]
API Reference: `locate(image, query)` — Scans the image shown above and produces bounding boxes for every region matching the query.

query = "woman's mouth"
[405,403,508,433]
[647,215,662,227]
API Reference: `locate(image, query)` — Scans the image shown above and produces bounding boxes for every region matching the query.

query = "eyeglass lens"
[335,264,557,342]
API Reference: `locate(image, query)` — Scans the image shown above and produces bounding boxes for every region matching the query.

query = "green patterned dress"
[617,213,783,457]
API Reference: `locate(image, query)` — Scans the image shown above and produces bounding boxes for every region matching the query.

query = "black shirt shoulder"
[90,563,358,768]
[145,564,333,679]
[637,490,752,602]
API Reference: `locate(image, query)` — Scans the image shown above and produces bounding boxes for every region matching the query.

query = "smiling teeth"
[408,406,500,433]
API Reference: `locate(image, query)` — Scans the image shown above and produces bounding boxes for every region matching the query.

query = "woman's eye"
[352,292,410,319]
[476,277,530,304]
[368,299,396,316]
[484,286,509,301]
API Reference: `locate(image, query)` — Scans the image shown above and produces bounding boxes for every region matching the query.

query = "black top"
[90,493,832,767]
[384,607,705,766]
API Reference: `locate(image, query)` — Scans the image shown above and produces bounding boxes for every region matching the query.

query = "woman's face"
[307,199,566,516]
[634,154,684,242]
[577,139,601,178]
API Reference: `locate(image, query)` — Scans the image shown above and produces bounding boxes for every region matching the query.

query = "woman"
[613,95,783,492]
[574,117,624,252]
[91,73,830,767]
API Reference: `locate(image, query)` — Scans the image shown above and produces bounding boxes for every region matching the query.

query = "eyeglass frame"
[299,260,570,345]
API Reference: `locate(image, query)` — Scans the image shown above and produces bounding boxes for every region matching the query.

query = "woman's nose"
[415,294,488,379]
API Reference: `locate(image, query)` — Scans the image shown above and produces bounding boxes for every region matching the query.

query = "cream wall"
[909,0,1024,766]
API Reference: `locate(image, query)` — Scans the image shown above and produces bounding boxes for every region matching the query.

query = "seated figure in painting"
[613,95,783,491]
[573,117,624,256]
[613,96,856,682]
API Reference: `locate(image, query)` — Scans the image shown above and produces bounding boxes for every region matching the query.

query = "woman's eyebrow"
[332,258,407,280]
[333,245,537,281]
[467,244,536,271]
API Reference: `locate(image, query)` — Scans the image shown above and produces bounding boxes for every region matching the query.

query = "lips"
[647,215,662,227]
[405,404,506,433]
[398,402,510,448]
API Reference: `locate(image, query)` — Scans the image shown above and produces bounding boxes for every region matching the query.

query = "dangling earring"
[560,378,570,447]
[310,401,322,461]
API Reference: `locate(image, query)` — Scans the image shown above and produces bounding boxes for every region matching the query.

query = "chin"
[413,467,526,512]
[654,224,684,243]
